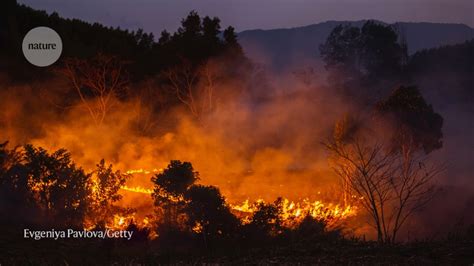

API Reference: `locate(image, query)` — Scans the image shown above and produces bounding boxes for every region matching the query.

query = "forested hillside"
[408,40,474,105]
[0,0,246,81]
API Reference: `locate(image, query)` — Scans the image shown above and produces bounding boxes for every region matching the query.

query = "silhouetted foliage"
[184,185,240,243]
[247,199,284,238]
[156,11,245,71]
[0,143,90,227]
[320,21,407,101]
[223,26,244,58]
[1,4,246,82]
[0,142,38,225]
[320,24,362,87]
[409,39,473,78]
[0,143,133,229]
[151,160,199,227]
[407,39,474,104]
[289,215,340,242]
[22,145,91,227]
[152,160,199,198]
[296,215,326,236]
[376,85,443,154]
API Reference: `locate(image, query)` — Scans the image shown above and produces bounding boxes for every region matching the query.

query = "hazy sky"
[19,0,473,35]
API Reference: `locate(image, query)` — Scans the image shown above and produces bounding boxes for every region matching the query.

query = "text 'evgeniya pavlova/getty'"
[23,228,133,240]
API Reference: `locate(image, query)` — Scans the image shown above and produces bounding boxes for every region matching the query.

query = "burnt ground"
[1,230,473,265]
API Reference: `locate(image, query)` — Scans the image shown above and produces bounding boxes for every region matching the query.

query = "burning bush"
[85,159,129,229]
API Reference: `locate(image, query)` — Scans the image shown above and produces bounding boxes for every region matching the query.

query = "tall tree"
[326,114,441,243]
[86,159,128,228]
[151,160,199,227]
[61,53,129,125]
[202,16,221,45]
[376,85,443,154]
[223,26,244,58]
[320,21,407,101]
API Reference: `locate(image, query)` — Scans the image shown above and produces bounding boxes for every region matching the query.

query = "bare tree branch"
[60,54,129,126]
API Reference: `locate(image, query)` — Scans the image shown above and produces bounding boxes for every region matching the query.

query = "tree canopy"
[319,21,407,100]
[1,2,246,81]
[376,85,443,154]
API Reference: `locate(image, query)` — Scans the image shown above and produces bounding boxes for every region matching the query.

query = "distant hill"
[238,21,474,70]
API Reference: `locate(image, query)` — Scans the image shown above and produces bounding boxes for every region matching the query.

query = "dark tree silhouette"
[0,144,91,227]
[223,26,238,45]
[180,11,202,37]
[359,21,405,79]
[202,16,221,52]
[407,40,474,104]
[0,142,37,225]
[320,21,407,101]
[293,215,328,240]
[184,185,240,246]
[223,26,244,57]
[155,11,247,120]
[151,160,199,227]
[376,85,444,154]
[2,4,246,82]
[152,160,199,198]
[247,199,284,237]
[319,24,362,88]
[22,145,90,227]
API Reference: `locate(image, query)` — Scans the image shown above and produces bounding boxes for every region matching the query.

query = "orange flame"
[121,185,153,194]
[101,168,359,236]
[125,168,163,175]
[230,198,356,228]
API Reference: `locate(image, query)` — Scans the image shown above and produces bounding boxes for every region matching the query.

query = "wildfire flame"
[125,168,163,175]
[118,183,356,230]
[107,214,152,230]
[121,185,153,194]
[230,198,356,228]
[95,168,359,235]
[33,167,358,235]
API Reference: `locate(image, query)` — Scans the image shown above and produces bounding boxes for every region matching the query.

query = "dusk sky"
[19,0,474,35]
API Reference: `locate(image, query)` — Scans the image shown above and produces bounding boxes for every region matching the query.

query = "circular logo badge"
[22,27,63,67]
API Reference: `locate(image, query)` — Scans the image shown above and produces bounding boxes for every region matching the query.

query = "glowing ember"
[192,222,203,233]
